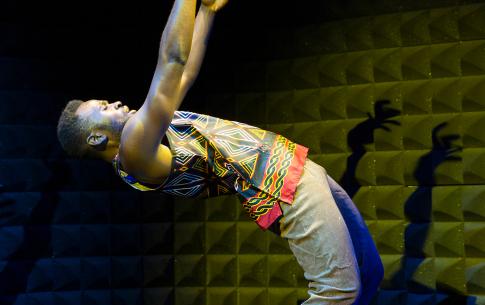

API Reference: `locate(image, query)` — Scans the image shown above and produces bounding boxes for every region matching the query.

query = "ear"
[86,131,109,151]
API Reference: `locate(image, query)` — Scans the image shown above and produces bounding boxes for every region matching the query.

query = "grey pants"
[279,159,361,305]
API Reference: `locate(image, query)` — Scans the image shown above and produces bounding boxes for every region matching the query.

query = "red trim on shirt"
[279,144,309,204]
[256,204,283,230]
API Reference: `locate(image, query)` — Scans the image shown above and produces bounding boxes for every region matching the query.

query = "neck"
[95,146,119,163]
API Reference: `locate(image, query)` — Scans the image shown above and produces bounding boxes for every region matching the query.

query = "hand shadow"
[340,100,401,198]
[391,123,474,305]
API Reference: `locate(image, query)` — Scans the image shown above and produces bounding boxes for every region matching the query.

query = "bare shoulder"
[119,143,173,185]
[118,109,173,184]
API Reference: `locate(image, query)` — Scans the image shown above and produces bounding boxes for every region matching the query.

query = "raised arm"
[179,0,228,95]
[119,0,197,181]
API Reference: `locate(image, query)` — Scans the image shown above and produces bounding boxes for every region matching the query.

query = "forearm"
[182,5,215,85]
[160,0,197,65]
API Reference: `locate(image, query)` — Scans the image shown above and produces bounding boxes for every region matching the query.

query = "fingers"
[432,122,449,146]
[215,0,229,11]
[442,134,460,143]
[374,100,401,119]
[447,146,463,154]
[432,122,448,136]
[437,134,460,150]
[375,119,401,132]
[444,146,463,162]
[383,119,401,126]
[374,100,391,112]
[201,0,216,6]
[377,125,391,132]
[445,155,462,161]
[381,109,401,118]
[202,0,228,12]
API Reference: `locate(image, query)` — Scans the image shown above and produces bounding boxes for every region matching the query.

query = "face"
[76,99,137,138]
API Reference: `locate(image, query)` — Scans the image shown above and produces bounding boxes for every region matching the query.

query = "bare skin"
[75,0,228,185]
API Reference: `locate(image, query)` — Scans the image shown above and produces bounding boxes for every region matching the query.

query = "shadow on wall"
[0,159,69,305]
[340,100,400,199]
[341,101,476,305]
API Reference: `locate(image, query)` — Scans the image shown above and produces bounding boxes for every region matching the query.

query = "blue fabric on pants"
[278,159,383,305]
[327,176,384,305]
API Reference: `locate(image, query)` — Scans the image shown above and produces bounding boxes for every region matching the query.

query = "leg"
[279,159,360,305]
[327,176,384,305]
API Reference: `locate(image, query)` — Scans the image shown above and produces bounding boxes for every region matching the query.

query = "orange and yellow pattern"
[113,111,308,230]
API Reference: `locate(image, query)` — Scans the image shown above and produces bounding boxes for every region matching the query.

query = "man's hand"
[202,0,229,12]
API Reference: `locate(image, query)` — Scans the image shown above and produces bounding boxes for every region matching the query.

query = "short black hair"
[57,99,90,157]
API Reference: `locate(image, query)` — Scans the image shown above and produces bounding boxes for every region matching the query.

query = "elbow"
[162,42,190,66]
[167,51,188,66]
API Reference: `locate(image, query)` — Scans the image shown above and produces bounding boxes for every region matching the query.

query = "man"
[56,0,383,304]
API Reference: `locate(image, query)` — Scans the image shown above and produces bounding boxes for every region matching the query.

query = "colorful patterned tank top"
[112,111,308,230]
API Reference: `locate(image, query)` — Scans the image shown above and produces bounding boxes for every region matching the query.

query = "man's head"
[57,99,136,159]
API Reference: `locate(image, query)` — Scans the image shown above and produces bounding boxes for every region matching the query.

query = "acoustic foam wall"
[0,0,194,303]
[2,1,485,305]
[175,2,485,305]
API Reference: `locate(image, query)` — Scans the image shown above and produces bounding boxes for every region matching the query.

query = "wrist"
[201,3,217,14]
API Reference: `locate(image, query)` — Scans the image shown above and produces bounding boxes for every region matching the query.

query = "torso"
[113,110,309,230]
